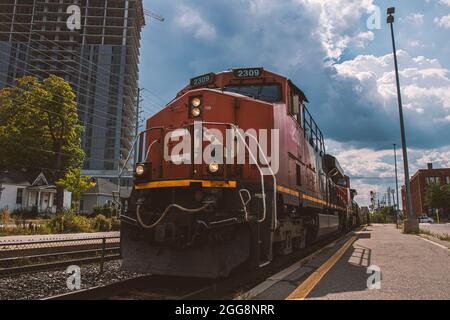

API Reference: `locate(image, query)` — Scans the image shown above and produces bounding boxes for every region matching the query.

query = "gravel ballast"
[0,260,144,300]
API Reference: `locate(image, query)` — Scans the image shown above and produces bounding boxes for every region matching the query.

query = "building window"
[425,176,440,185]
[446,176,450,184]
[16,188,23,205]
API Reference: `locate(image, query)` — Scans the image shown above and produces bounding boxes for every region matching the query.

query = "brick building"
[402,163,450,217]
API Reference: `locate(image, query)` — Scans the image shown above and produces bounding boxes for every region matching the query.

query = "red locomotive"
[120,68,360,278]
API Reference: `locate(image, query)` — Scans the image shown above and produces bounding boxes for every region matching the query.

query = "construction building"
[0,0,145,182]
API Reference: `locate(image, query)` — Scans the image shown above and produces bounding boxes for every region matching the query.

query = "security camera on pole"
[387,7,419,233]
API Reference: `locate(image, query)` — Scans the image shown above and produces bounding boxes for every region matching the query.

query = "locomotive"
[120,68,360,278]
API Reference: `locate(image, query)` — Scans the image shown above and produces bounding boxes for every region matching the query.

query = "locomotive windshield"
[223,84,281,103]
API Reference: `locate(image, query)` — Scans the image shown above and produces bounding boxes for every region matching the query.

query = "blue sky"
[138,0,450,207]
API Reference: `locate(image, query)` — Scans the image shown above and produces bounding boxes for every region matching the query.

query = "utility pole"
[387,7,418,232]
[393,143,400,221]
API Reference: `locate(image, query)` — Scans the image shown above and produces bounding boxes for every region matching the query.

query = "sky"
[138,0,450,207]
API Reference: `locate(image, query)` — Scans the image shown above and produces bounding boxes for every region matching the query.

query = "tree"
[425,183,450,218]
[56,168,96,211]
[0,76,85,210]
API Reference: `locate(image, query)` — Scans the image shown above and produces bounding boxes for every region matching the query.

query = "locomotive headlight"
[208,162,220,173]
[191,107,201,117]
[135,164,145,176]
[191,97,201,107]
[190,96,202,118]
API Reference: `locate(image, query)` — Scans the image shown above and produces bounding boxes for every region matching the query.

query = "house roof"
[0,169,55,187]
[83,178,132,198]
[84,178,118,195]
[0,169,32,185]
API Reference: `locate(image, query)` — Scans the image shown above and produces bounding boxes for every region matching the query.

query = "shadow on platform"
[307,230,373,299]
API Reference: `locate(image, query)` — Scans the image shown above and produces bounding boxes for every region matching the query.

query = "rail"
[0,235,120,275]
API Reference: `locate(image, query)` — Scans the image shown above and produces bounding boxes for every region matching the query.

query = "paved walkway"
[250,224,450,300]
[0,231,120,244]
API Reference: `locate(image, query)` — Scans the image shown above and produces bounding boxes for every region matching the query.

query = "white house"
[0,169,71,214]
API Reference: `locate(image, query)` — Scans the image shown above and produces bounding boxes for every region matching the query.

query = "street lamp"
[387,7,419,233]
[393,143,400,226]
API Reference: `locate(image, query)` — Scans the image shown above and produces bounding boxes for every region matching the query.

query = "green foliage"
[425,183,450,212]
[111,217,121,231]
[0,76,85,208]
[56,168,96,208]
[93,214,112,232]
[92,204,117,218]
[47,209,91,233]
[370,206,397,223]
[45,210,118,234]
[3,208,120,235]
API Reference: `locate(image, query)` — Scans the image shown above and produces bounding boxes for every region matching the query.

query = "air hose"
[136,202,211,229]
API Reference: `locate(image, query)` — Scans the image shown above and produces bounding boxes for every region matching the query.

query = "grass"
[419,228,450,242]
[0,213,120,236]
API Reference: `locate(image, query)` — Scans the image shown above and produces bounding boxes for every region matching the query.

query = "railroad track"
[0,235,120,275]
[44,228,360,300]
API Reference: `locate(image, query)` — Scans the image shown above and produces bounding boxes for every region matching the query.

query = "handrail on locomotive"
[118,122,278,230]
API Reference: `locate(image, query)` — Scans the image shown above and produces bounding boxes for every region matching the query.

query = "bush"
[0,208,11,225]
[92,204,117,218]
[11,207,38,220]
[93,214,111,232]
[111,217,121,231]
[47,209,92,233]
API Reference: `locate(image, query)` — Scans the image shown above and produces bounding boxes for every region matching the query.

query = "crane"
[144,9,165,22]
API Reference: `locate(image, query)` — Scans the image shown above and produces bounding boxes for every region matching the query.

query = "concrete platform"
[245,224,450,300]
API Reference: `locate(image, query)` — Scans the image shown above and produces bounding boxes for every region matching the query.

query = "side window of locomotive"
[288,90,303,127]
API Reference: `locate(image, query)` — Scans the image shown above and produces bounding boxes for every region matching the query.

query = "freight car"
[119,68,360,278]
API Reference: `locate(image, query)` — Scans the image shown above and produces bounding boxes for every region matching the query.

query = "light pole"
[387,7,418,232]
[393,143,400,226]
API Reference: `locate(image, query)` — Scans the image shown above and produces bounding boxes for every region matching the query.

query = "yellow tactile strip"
[286,235,358,300]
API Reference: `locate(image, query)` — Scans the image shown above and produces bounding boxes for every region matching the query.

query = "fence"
[0,235,120,275]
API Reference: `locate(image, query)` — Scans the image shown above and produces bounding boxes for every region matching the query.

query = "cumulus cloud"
[328,50,450,149]
[294,0,377,60]
[404,13,424,25]
[328,140,450,206]
[175,5,217,40]
[434,14,450,28]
